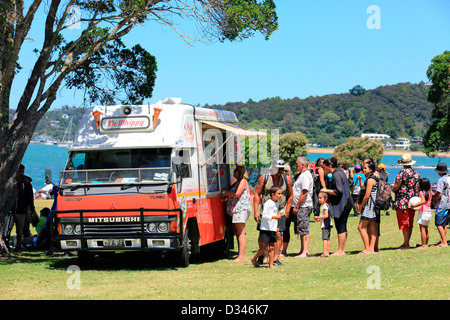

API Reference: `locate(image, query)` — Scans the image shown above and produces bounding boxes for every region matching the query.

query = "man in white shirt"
[292,157,314,258]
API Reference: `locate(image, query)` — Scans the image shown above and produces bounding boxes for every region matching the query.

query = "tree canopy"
[423,50,450,156]
[332,137,384,167]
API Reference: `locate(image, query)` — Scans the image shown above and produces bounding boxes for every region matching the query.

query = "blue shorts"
[435,208,449,226]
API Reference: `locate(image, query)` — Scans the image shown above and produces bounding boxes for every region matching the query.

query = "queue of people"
[5,155,448,264]
[223,154,448,268]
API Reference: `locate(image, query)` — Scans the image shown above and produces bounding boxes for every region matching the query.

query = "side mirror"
[172,156,182,174]
[170,172,183,194]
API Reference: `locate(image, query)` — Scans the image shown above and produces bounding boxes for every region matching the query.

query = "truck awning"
[202,120,266,137]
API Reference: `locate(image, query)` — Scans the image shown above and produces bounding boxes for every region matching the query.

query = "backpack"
[371,175,393,211]
[262,173,287,192]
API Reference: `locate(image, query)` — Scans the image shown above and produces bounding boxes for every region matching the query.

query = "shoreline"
[307,147,450,158]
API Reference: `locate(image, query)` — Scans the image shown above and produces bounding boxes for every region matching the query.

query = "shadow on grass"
[0,249,234,271]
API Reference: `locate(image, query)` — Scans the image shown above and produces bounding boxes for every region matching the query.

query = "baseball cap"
[273,159,285,169]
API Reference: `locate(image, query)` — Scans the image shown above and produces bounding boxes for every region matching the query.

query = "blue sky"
[11,0,450,109]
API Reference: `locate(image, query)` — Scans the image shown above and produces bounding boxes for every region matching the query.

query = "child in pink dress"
[410,178,432,249]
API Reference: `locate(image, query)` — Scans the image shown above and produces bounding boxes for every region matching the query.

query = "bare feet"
[432,242,448,247]
[232,257,245,262]
[294,251,309,258]
[250,257,260,268]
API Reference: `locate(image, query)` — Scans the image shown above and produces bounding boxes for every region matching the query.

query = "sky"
[10,0,450,109]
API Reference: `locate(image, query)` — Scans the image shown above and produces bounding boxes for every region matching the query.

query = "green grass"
[1,200,448,300]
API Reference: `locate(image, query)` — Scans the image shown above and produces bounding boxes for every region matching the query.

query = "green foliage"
[221,0,278,41]
[333,137,384,166]
[64,39,157,105]
[278,131,308,171]
[423,50,450,155]
[211,82,434,146]
[349,85,366,96]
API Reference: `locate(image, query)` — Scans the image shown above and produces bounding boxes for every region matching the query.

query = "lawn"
[0,200,448,300]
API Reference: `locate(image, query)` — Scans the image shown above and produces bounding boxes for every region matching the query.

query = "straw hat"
[397,153,416,166]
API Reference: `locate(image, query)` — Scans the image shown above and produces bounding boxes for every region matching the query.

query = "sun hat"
[397,153,416,166]
[434,162,448,174]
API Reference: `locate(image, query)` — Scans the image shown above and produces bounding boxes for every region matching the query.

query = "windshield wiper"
[69,184,90,191]
[120,181,168,191]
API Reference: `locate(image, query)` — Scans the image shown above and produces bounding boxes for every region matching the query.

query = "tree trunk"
[0,113,40,255]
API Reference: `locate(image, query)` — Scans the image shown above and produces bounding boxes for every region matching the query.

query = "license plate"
[103,239,125,248]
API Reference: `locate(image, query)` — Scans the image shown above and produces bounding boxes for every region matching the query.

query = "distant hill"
[208,82,433,147]
[12,82,433,146]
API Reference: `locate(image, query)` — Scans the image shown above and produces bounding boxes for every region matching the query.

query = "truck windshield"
[61,148,171,185]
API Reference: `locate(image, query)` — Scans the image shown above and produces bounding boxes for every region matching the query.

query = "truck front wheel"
[176,228,191,267]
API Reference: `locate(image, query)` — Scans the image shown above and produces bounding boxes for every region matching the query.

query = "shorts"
[232,209,250,224]
[396,208,415,230]
[13,214,26,236]
[296,206,313,236]
[322,227,332,240]
[333,206,351,234]
[259,230,277,244]
[435,208,449,227]
[416,211,432,226]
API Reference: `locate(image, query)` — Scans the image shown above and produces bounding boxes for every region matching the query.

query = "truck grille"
[83,222,143,236]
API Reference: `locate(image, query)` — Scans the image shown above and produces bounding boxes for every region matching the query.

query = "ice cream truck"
[52,98,265,267]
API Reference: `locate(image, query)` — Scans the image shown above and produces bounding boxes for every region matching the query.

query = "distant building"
[411,136,423,145]
[361,133,391,140]
[49,120,60,128]
[395,137,411,150]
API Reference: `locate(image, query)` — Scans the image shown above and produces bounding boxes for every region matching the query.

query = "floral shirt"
[226,181,251,214]
[393,168,420,212]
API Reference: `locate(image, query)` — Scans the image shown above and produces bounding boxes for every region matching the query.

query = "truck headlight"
[64,224,73,235]
[147,223,157,232]
[74,224,81,235]
[158,222,168,233]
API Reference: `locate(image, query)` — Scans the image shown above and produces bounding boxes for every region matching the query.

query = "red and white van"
[52,98,264,267]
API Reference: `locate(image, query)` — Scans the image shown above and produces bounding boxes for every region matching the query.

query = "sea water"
[21,144,69,190]
[307,153,450,185]
[19,145,450,191]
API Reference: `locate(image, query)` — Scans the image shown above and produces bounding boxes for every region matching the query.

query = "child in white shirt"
[314,191,333,257]
[251,186,282,269]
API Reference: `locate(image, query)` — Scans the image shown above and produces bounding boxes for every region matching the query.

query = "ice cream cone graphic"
[153,107,162,128]
[92,111,101,130]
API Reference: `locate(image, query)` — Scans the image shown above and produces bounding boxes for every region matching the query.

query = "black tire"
[176,229,191,267]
